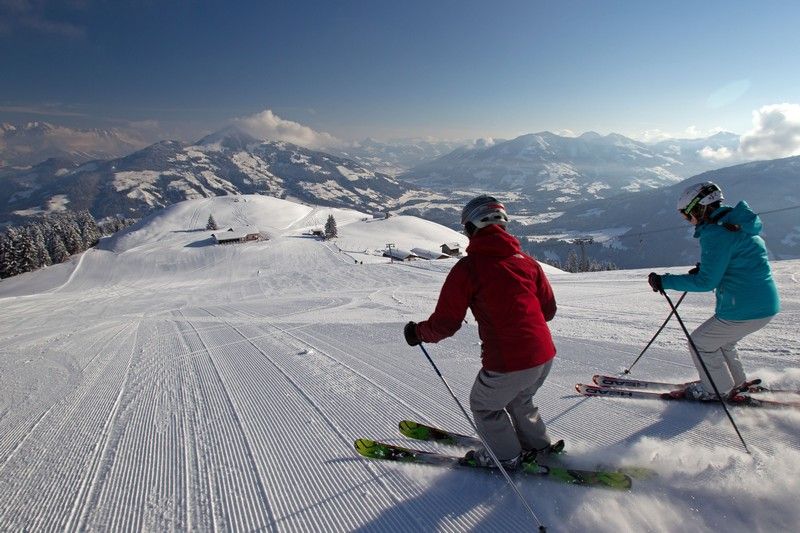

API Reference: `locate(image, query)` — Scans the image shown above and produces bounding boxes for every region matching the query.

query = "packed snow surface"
[0,195,798,532]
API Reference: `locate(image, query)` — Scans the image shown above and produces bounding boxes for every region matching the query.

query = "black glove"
[404,321,421,346]
[688,263,700,275]
[648,272,664,293]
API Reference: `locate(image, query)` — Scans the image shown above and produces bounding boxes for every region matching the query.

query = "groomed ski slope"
[0,195,798,532]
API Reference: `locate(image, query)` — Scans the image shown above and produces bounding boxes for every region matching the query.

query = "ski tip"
[398,420,422,438]
[398,420,419,431]
[354,438,378,456]
[618,466,659,480]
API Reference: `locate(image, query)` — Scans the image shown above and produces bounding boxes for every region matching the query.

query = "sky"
[1,0,799,149]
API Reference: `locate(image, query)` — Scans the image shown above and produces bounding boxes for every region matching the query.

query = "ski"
[397,420,654,480]
[354,438,632,489]
[578,383,696,401]
[592,374,696,390]
[576,384,800,409]
[399,419,480,448]
[593,374,800,395]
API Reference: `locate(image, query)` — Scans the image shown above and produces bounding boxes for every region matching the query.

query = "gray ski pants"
[469,360,553,461]
[690,315,773,394]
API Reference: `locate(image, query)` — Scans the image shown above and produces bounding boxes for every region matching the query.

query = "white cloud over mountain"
[639,126,726,143]
[740,103,800,159]
[234,109,342,150]
[698,146,734,161]
[636,103,800,162]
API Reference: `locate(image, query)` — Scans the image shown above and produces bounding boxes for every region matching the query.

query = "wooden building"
[440,242,462,257]
[212,226,261,245]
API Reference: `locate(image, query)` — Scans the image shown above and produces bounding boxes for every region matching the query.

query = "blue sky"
[1,0,799,144]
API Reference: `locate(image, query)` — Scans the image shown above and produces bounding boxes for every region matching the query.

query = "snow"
[336,165,369,181]
[113,170,161,192]
[0,194,798,532]
[514,211,564,226]
[15,193,71,215]
[46,194,70,211]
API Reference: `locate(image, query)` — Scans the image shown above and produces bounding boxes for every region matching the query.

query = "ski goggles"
[679,196,702,219]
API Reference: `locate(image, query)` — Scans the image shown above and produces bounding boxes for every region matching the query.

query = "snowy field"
[0,195,798,532]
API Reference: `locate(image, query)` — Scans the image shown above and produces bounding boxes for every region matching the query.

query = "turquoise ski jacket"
[661,201,780,320]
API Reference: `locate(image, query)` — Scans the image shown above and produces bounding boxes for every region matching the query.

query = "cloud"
[555,129,577,138]
[698,146,733,161]
[739,103,800,159]
[233,109,342,150]
[638,126,725,143]
[638,129,672,143]
[471,137,496,148]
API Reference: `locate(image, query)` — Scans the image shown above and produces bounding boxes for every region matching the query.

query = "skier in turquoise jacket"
[648,182,780,400]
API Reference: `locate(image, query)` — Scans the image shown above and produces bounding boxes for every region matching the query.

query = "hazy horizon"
[1,1,799,160]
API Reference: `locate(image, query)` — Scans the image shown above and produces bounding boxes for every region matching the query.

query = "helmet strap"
[464,221,478,237]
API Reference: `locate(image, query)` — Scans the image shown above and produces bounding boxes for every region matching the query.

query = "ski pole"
[624,291,687,374]
[659,291,750,454]
[417,343,547,532]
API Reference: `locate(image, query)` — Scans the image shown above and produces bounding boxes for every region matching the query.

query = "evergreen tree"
[565,250,579,273]
[206,214,219,230]
[28,224,52,268]
[47,232,70,264]
[16,226,39,273]
[545,258,562,270]
[324,214,338,240]
[0,231,15,279]
[76,210,101,248]
[5,227,23,276]
[60,214,85,255]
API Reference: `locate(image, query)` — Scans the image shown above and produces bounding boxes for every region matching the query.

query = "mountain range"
[0,122,146,167]
[400,131,743,214]
[3,124,796,271]
[518,155,800,268]
[332,137,469,176]
[0,128,416,225]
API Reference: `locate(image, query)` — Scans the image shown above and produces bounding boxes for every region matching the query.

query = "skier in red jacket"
[404,195,559,470]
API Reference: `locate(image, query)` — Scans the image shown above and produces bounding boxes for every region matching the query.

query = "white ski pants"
[690,315,773,394]
[469,360,553,461]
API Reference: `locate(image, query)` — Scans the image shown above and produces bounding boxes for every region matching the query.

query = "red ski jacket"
[416,224,557,372]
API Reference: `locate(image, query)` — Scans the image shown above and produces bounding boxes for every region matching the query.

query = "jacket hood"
[466,224,522,257]
[715,201,762,235]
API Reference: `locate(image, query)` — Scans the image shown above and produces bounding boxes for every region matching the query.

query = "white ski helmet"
[676,181,724,217]
[461,195,508,231]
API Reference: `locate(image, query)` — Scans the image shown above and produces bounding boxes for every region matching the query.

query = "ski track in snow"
[0,196,798,532]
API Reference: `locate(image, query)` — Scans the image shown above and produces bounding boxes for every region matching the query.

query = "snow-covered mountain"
[0,127,416,225]
[331,138,470,176]
[1,194,798,532]
[0,121,145,167]
[400,131,742,211]
[650,132,743,177]
[519,155,800,268]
